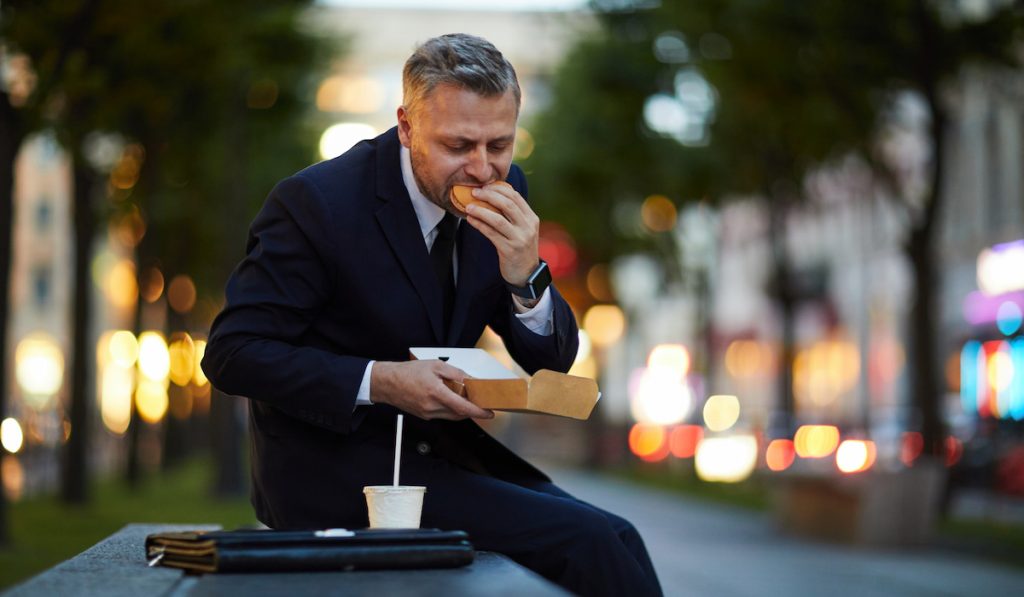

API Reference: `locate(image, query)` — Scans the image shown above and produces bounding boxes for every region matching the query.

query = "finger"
[441,391,494,419]
[484,182,533,217]
[436,363,468,383]
[465,212,513,250]
[471,186,523,223]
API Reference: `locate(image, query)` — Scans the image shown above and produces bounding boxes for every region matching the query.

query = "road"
[548,468,1024,597]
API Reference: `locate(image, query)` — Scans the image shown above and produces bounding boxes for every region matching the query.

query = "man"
[202,33,661,596]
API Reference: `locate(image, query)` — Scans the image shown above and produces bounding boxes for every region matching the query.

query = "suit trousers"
[402,441,664,597]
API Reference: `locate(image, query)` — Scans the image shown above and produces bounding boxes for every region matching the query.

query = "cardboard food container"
[409,347,600,420]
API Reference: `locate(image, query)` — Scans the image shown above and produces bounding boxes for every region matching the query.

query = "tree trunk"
[0,91,26,545]
[769,200,797,437]
[210,91,249,498]
[61,155,96,504]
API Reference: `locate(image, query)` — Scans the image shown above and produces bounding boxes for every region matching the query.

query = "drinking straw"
[393,414,404,486]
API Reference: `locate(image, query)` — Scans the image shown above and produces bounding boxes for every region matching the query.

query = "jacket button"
[416,441,431,456]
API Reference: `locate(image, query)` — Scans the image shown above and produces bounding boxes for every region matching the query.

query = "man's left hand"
[464,182,540,287]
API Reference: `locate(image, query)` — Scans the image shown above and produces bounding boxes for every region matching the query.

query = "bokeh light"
[320,122,376,160]
[2,455,23,501]
[138,331,170,382]
[793,339,860,407]
[766,439,795,471]
[631,344,694,426]
[629,423,669,462]
[316,75,384,113]
[167,275,197,313]
[836,439,876,474]
[647,344,690,374]
[15,333,64,408]
[695,434,758,483]
[901,431,924,466]
[725,340,764,378]
[108,330,139,368]
[538,221,578,278]
[977,240,1024,296]
[997,301,1023,336]
[100,364,133,435]
[136,379,169,424]
[583,304,626,348]
[105,259,139,309]
[513,126,535,161]
[703,394,740,432]
[946,436,963,467]
[193,340,209,387]
[140,267,165,303]
[631,368,693,425]
[569,332,597,379]
[586,263,616,302]
[640,195,677,233]
[1,419,24,454]
[794,425,840,458]
[169,333,196,386]
[668,424,703,458]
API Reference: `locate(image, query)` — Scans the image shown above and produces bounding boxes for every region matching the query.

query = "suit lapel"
[373,128,445,343]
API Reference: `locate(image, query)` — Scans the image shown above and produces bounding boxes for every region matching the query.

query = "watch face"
[528,261,552,299]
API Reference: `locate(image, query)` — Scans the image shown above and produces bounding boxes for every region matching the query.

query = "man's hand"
[464,182,540,287]
[370,360,494,420]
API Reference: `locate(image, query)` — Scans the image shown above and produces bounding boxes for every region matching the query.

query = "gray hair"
[402,34,521,115]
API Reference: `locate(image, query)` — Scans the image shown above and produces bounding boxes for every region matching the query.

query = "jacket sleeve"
[488,166,579,375]
[201,175,367,433]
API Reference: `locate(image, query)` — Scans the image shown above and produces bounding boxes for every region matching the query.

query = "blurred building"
[306,4,594,160]
[4,134,124,497]
[608,64,1024,480]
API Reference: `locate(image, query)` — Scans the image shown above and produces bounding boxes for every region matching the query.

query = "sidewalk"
[548,467,1024,597]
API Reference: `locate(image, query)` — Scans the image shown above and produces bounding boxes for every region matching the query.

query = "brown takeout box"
[409,347,600,420]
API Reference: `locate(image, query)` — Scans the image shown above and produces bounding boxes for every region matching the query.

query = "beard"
[408,142,457,214]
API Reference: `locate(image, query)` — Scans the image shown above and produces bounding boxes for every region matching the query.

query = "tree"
[527,0,1022,455]
[0,0,332,519]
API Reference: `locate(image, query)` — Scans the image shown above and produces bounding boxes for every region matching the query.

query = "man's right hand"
[370,360,494,420]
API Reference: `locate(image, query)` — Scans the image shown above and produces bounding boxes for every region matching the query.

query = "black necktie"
[430,212,458,334]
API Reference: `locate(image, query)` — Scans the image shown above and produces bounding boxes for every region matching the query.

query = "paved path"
[548,468,1024,597]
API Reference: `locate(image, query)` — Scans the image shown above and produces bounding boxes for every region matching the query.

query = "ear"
[396,106,412,148]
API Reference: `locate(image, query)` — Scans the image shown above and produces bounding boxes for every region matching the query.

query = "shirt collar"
[400,145,447,239]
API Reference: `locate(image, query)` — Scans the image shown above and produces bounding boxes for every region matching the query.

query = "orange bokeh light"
[629,424,669,462]
[766,439,796,471]
[669,424,703,458]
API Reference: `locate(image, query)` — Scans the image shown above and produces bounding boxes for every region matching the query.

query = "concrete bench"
[4,524,568,596]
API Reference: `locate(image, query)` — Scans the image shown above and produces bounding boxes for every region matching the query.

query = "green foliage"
[0,458,256,590]
[0,0,340,299]
[525,0,1023,263]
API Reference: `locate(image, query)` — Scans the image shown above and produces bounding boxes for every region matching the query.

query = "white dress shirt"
[353,147,554,407]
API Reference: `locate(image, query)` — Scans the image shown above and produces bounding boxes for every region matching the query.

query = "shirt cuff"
[513,287,554,336]
[354,360,374,409]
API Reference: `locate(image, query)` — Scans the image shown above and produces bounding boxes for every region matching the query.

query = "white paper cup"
[363,486,426,528]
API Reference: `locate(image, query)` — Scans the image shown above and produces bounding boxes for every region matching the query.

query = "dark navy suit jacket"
[202,127,579,529]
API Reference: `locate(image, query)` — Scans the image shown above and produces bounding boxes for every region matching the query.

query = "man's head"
[397,34,521,213]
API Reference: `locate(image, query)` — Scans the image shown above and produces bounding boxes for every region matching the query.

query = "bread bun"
[449,181,511,216]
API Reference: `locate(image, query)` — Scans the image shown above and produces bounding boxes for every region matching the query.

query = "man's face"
[397,83,518,213]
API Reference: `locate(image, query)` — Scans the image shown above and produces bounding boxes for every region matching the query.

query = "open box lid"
[409,347,600,420]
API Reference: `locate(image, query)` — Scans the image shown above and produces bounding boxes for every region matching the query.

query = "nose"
[464,145,491,183]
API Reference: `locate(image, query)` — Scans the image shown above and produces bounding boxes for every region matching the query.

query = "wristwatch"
[505,260,552,300]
